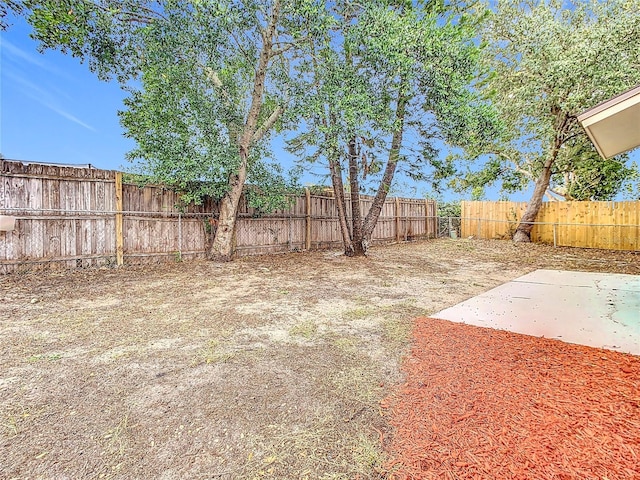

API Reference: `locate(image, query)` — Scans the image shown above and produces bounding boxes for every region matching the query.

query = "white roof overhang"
[577,85,640,159]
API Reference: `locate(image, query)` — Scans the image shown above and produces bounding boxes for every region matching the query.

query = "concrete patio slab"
[433,269,640,355]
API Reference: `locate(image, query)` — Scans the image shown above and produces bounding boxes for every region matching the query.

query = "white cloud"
[5,71,96,132]
[45,104,96,132]
[1,38,74,80]
[1,38,47,68]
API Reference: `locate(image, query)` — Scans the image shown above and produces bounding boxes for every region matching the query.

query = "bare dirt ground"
[1,239,638,480]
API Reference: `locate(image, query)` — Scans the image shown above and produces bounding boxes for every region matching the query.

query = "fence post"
[115,171,124,266]
[424,199,430,238]
[178,212,182,258]
[288,211,293,251]
[477,218,481,239]
[553,223,557,248]
[404,202,408,241]
[395,197,400,242]
[305,187,311,250]
[75,219,82,266]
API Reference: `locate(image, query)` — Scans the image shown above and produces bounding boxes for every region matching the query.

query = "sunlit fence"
[459,201,640,251]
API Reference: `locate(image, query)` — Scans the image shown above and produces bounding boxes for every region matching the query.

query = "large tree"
[452,0,640,242]
[18,0,323,261]
[288,0,496,256]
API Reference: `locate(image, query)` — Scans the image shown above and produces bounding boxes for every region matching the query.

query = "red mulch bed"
[383,317,640,480]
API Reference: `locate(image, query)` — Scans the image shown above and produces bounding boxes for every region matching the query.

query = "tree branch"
[228,29,255,64]
[270,42,296,58]
[270,36,313,58]
[83,0,166,24]
[491,151,536,181]
[545,188,566,201]
[252,105,284,144]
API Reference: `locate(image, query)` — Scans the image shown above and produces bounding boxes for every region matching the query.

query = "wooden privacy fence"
[0,161,437,272]
[461,201,640,251]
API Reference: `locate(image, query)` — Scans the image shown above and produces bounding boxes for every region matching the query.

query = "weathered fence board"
[1,161,437,272]
[461,200,640,251]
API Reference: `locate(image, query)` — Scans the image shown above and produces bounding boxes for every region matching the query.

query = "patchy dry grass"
[289,320,318,339]
[1,239,638,479]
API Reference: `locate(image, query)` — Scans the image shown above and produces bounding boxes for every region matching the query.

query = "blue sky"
[1,16,139,169]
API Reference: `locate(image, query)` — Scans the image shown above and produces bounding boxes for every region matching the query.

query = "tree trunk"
[514,112,573,243]
[348,136,366,256]
[512,163,553,242]
[361,93,408,243]
[328,154,354,255]
[206,0,280,261]
[513,144,561,243]
[208,154,248,261]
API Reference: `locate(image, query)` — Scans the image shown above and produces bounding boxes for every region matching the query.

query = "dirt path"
[1,239,638,479]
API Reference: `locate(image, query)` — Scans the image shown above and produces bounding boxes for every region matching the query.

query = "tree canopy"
[288,0,497,255]
[446,0,640,240]
[117,1,302,207]
[18,0,326,259]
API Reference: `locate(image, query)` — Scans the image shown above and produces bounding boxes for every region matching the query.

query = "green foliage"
[288,0,497,194]
[115,3,240,203]
[20,0,315,210]
[1,1,23,30]
[552,139,639,200]
[244,161,299,214]
[22,0,149,82]
[117,1,304,206]
[446,0,640,200]
[436,201,461,218]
